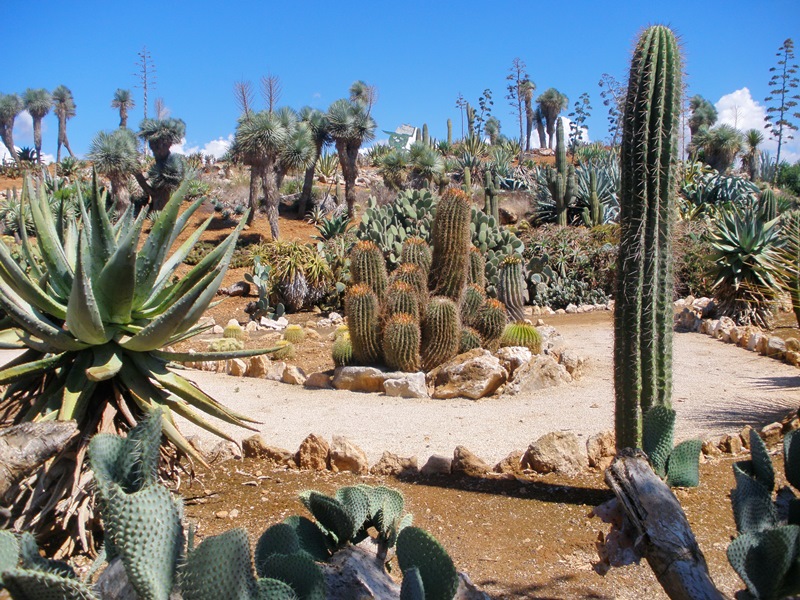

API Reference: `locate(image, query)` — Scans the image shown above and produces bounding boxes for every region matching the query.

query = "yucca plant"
[709,206,783,328]
[0,176,276,553]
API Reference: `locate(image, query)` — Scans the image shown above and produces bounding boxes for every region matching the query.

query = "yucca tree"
[52,85,76,163]
[327,97,376,218]
[0,177,273,552]
[742,128,764,181]
[298,106,331,216]
[233,110,288,235]
[22,88,52,163]
[277,121,314,197]
[688,95,718,140]
[349,79,377,114]
[0,93,23,163]
[536,88,568,148]
[137,117,187,210]
[521,79,536,151]
[87,128,139,212]
[694,124,743,173]
[484,116,501,145]
[111,88,135,129]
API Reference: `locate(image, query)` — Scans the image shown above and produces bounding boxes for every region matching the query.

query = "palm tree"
[23,88,52,163]
[87,128,139,213]
[137,118,186,210]
[111,89,135,129]
[298,106,331,216]
[277,121,314,196]
[0,93,23,163]
[484,116,501,145]
[536,88,568,148]
[694,124,743,173]
[521,79,535,151]
[51,85,76,163]
[327,97,376,218]
[533,106,547,149]
[742,128,764,181]
[233,110,288,236]
[688,95,717,140]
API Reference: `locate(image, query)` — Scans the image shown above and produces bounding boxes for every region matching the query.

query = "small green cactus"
[272,340,296,360]
[390,263,427,301]
[546,118,575,227]
[208,337,245,352]
[641,405,701,487]
[499,322,541,353]
[383,313,421,372]
[283,324,306,344]
[421,297,460,371]
[384,281,421,322]
[223,322,246,340]
[476,298,507,348]
[182,528,256,600]
[332,333,353,367]
[396,527,459,600]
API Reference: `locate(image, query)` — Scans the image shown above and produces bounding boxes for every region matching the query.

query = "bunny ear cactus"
[614,25,682,451]
[640,406,702,487]
[0,175,279,548]
[727,429,800,599]
[396,527,459,600]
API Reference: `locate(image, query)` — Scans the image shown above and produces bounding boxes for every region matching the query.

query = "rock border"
[674,296,800,368]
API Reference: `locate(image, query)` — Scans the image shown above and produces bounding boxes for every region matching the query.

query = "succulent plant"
[384,281,421,322]
[459,327,482,353]
[208,338,244,352]
[0,176,275,548]
[545,119,575,227]
[350,240,389,301]
[641,406,701,487]
[390,263,427,301]
[223,322,245,340]
[331,332,353,367]
[383,313,421,372]
[476,298,507,348]
[396,527,459,600]
[401,237,432,281]
[614,25,682,450]
[420,297,460,371]
[499,322,541,353]
[272,340,296,360]
[468,247,485,289]
[497,255,527,322]
[429,188,471,303]
[344,283,381,365]
[460,283,486,329]
[283,324,306,343]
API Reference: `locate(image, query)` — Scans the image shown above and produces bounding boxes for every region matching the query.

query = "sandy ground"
[176,313,800,465]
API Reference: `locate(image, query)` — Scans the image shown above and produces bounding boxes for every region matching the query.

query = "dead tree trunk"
[0,421,78,499]
[597,449,730,600]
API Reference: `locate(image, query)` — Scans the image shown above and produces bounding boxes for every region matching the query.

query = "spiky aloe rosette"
[0,176,275,553]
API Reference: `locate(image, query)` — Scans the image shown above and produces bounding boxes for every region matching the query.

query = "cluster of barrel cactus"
[727,429,800,599]
[0,410,462,600]
[342,188,532,373]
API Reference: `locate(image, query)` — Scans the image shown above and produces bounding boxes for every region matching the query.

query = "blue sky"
[3,0,799,162]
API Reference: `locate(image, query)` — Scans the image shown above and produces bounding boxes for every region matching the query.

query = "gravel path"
[177,313,800,465]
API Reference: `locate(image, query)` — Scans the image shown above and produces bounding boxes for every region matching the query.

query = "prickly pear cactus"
[396,527,459,600]
[181,528,256,600]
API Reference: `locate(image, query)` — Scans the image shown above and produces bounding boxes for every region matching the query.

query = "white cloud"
[13,111,34,143]
[171,134,233,159]
[716,88,799,164]
[0,145,53,164]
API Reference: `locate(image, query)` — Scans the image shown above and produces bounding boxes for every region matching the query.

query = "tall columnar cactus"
[422,123,429,145]
[466,103,475,137]
[350,240,389,301]
[759,188,777,222]
[344,283,382,365]
[498,255,527,322]
[447,118,452,145]
[429,188,472,303]
[484,171,499,222]
[582,169,603,227]
[383,313,421,372]
[401,236,432,281]
[463,167,471,192]
[614,25,682,450]
[421,297,460,371]
[546,118,575,226]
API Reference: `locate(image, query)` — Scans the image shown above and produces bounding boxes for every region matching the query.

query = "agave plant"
[0,176,275,552]
[709,206,783,328]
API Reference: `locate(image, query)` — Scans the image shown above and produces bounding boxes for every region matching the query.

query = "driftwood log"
[0,421,78,500]
[596,449,730,600]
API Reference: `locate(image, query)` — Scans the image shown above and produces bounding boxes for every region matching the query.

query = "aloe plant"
[0,175,276,550]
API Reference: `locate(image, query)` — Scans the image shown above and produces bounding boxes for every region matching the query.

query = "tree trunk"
[0,421,78,500]
[596,450,730,600]
[261,159,279,240]
[537,120,547,149]
[247,164,260,226]
[547,122,556,150]
[0,128,17,164]
[344,144,359,219]
[525,113,533,152]
[298,158,317,217]
[110,175,131,215]
[33,118,43,163]
[119,109,127,129]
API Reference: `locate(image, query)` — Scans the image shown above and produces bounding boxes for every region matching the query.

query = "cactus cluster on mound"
[0,411,463,600]
[339,188,542,372]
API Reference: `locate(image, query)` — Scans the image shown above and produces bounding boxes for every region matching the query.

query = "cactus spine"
[421,297,460,371]
[447,118,452,144]
[546,118,575,226]
[385,281,421,321]
[497,255,527,322]
[401,237,432,281]
[476,298,507,348]
[350,240,389,301]
[391,262,427,301]
[614,25,682,450]
[499,322,542,353]
[383,313,421,372]
[429,188,471,303]
[345,283,382,365]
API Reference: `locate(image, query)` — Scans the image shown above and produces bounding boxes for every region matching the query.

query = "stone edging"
[674,296,800,368]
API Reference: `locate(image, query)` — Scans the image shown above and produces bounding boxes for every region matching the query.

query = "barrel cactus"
[344,283,382,365]
[350,240,389,301]
[497,255,527,322]
[429,188,471,303]
[421,296,460,371]
[383,313,421,372]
